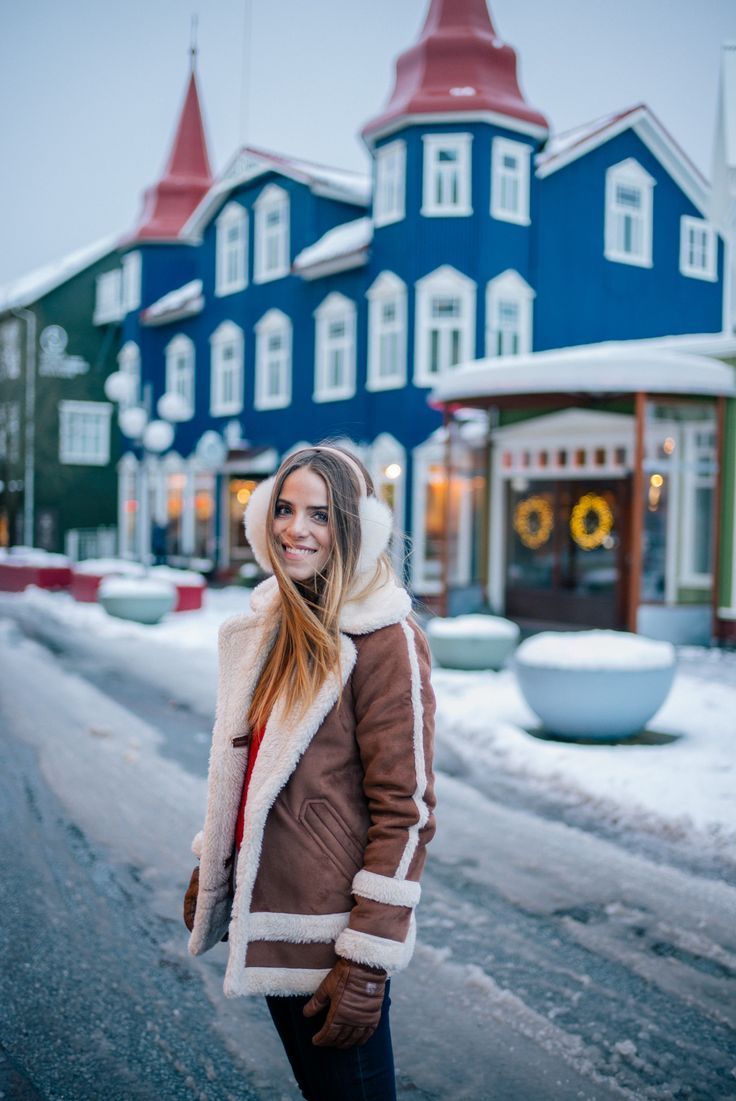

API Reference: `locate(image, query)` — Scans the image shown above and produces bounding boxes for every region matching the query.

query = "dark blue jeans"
[265,980,396,1101]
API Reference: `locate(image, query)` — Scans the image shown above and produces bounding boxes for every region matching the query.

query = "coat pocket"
[299,798,364,880]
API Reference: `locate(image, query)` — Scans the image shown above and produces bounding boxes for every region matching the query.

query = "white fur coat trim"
[335,914,417,973]
[238,966,332,997]
[395,619,430,879]
[191,830,203,859]
[249,911,351,943]
[352,869,421,908]
[247,574,412,637]
[222,632,358,997]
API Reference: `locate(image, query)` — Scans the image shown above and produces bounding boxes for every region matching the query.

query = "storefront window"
[229,478,258,560]
[194,473,215,560]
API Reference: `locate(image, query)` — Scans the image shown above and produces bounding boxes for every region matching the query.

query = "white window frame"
[215,202,248,296]
[414,265,476,387]
[485,270,535,357]
[254,309,292,410]
[679,423,716,588]
[0,402,21,462]
[117,341,141,412]
[604,158,655,268]
[165,333,195,419]
[491,137,532,225]
[374,140,406,227]
[94,269,123,324]
[679,216,717,282]
[366,271,407,391]
[122,251,141,312]
[254,184,290,283]
[0,320,21,380]
[59,400,112,466]
[210,321,244,416]
[314,293,356,402]
[421,133,473,217]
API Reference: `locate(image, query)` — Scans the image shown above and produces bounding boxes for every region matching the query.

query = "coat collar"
[239,574,412,636]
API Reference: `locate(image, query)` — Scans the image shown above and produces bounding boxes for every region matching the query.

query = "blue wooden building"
[93,0,729,634]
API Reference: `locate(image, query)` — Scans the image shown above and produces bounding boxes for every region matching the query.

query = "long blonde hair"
[248,445,393,730]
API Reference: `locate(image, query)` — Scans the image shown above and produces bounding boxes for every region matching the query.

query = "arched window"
[314,293,356,402]
[604,158,655,268]
[117,341,141,411]
[254,184,290,283]
[414,266,476,386]
[367,272,407,390]
[485,270,535,357]
[210,321,244,416]
[165,334,195,418]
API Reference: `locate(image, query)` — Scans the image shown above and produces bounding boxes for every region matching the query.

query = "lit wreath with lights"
[569,492,614,550]
[513,495,554,550]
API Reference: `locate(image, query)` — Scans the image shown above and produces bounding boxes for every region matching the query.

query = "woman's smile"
[272,467,333,579]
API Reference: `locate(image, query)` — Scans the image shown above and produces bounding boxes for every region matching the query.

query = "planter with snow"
[427,614,520,670]
[0,547,72,592]
[514,630,676,740]
[71,558,145,602]
[149,566,206,612]
[98,576,176,625]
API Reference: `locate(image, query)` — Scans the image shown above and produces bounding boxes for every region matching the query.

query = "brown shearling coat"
[188,574,436,997]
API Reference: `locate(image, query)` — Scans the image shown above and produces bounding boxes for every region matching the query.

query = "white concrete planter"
[514,630,676,740]
[98,577,176,625]
[427,614,520,670]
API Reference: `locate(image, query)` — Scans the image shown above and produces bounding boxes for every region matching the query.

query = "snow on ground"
[4,584,736,859]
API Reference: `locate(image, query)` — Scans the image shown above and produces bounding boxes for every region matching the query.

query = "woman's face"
[272,466,333,582]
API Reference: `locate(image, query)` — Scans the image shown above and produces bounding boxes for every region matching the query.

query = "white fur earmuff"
[243,472,393,578]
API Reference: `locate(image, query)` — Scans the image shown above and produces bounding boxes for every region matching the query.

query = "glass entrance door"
[505,478,629,627]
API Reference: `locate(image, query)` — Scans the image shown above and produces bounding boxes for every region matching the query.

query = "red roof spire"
[362,0,548,144]
[130,63,213,243]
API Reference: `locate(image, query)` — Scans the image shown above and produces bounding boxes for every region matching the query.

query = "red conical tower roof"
[362,0,548,144]
[130,66,213,242]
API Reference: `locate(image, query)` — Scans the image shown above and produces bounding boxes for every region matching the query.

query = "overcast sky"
[1,0,733,288]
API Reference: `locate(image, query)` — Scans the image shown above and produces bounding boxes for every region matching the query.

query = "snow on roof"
[537,106,642,168]
[0,233,120,313]
[430,340,736,405]
[293,217,373,278]
[183,145,371,239]
[141,279,204,326]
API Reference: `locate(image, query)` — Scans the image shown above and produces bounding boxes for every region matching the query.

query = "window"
[491,138,531,225]
[215,203,248,296]
[94,269,123,323]
[254,184,290,282]
[486,270,535,356]
[314,293,356,402]
[604,158,655,267]
[59,401,112,465]
[415,266,476,386]
[422,134,472,216]
[367,272,407,390]
[254,309,292,410]
[680,217,716,281]
[411,433,479,594]
[0,320,21,380]
[680,424,717,586]
[0,402,20,462]
[374,140,406,226]
[165,334,195,418]
[210,321,244,416]
[122,251,141,312]
[117,342,141,411]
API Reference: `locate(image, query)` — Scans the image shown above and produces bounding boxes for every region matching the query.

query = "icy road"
[1,597,735,1101]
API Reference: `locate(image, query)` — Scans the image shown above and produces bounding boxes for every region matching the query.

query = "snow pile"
[142,279,203,324]
[0,546,70,567]
[428,614,518,639]
[73,558,145,576]
[516,630,675,670]
[293,217,372,273]
[149,565,206,588]
[99,576,175,598]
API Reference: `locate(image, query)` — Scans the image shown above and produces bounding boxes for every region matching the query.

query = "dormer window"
[604,159,655,268]
[254,184,290,283]
[374,140,406,227]
[421,134,472,217]
[491,138,531,225]
[215,203,248,296]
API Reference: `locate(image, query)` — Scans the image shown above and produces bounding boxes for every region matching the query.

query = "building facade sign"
[39,325,89,378]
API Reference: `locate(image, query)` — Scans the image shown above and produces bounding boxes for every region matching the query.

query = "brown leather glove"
[183,865,199,932]
[303,957,387,1049]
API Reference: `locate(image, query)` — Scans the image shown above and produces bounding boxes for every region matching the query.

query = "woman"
[184,443,436,1101]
